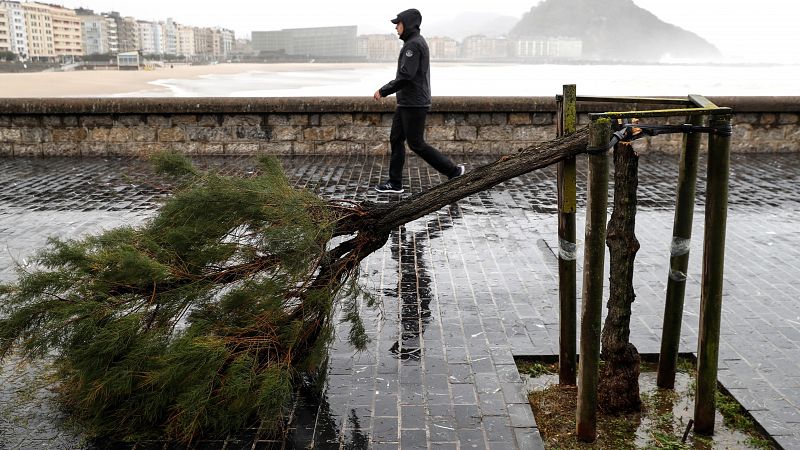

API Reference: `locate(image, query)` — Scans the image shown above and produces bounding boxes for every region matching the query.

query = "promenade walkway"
[1,153,799,449]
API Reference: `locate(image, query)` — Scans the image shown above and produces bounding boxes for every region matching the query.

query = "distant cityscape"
[0,1,583,66]
[0,1,235,63]
[254,26,582,62]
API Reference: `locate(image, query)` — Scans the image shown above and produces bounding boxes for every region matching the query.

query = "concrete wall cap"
[0,97,554,115]
[0,96,796,115]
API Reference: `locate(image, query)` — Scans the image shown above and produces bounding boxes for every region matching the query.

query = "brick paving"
[1,152,800,449]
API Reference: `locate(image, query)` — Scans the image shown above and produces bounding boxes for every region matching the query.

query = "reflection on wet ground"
[2,152,800,448]
[389,210,459,362]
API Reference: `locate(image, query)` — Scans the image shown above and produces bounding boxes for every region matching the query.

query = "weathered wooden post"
[694,114,732,434]
[657,113,704,389]
[576,117,611,442]
[557,84,578,386]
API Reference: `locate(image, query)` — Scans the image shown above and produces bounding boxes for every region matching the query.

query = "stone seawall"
[0,97,797,157]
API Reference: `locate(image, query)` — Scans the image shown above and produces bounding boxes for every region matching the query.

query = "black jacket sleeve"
[379,43,422,97]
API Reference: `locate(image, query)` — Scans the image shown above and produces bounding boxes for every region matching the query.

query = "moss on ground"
[526,357,776,449]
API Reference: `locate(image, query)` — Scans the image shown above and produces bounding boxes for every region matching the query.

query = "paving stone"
[450,383,478,405]
[454,404,482,429]
[500,383,529,405]
[514,428,546,450]
[483,416,516,443]
[371,416,399,443]
[507,403,537,428]
[458,428,488,450]
[400,405,426,430]
[428,417,458,442]
[430,443,458,450]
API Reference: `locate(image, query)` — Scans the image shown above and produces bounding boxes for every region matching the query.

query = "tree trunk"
[334,126,590,238]
[320,126,591,290]
[292,126,591,360]
[598,141,642,413]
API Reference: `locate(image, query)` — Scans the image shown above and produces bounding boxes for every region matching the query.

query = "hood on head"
[391,8,422,40]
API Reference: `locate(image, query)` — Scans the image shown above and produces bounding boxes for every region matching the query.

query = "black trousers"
[388,107,458,187]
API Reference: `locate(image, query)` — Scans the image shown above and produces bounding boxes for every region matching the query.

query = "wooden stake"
[558,84,578,385]
[657,114,704,389]
[694,115,732,435]
[576,118,611,442]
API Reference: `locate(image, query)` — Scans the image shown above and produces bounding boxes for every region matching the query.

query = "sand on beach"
[0,63,382,98]
[3,62,799,97]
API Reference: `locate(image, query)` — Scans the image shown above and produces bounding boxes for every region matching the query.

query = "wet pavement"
[1,152,800,449]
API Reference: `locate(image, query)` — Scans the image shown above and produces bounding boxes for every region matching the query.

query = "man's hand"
[373,90,383,101]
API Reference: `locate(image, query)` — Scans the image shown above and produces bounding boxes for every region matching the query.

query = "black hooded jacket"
[379,9,431,108]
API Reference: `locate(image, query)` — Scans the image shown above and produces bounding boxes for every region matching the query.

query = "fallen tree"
[0,126,589,443]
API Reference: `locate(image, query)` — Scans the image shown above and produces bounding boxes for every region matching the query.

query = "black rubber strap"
[586,123,732,154]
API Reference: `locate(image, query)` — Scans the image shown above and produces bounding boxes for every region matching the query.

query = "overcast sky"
[54,0,800,62]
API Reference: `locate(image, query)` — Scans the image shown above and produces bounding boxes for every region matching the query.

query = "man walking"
[373,8,464,193]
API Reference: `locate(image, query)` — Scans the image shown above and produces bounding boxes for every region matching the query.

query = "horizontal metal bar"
[589,107,733,120]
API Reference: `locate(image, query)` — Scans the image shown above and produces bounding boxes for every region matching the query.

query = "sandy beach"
[0,63,382,97]
[1,62,799,97]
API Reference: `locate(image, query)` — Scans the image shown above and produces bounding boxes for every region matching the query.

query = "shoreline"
[0,63,391,98]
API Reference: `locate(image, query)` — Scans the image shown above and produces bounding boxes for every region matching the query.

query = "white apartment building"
[193,27,212,59]
[428,36,458,60]
[176,24,194,57]
[48,4,82,58]
[137,20,161,55]
[0,1,28,58]
[117,16,139,53]
[22,2,82,59]
[79,12,117,54]
[104,14,117,53]
[511,37,582,59]
[356,34,401,61]
[460,35,508,59]
[162,18,177,55]
[218,28,234,57]
[22,2,53,59]
[79,14,104,54]
[191,27,233,60]
[0,6,9,53]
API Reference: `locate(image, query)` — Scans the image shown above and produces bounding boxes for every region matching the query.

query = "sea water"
[116,62,800,97]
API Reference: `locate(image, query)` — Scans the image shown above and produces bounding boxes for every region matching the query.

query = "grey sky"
[54,0,799,62]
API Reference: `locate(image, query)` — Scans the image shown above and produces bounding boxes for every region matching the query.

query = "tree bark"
[598,141,642,413]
